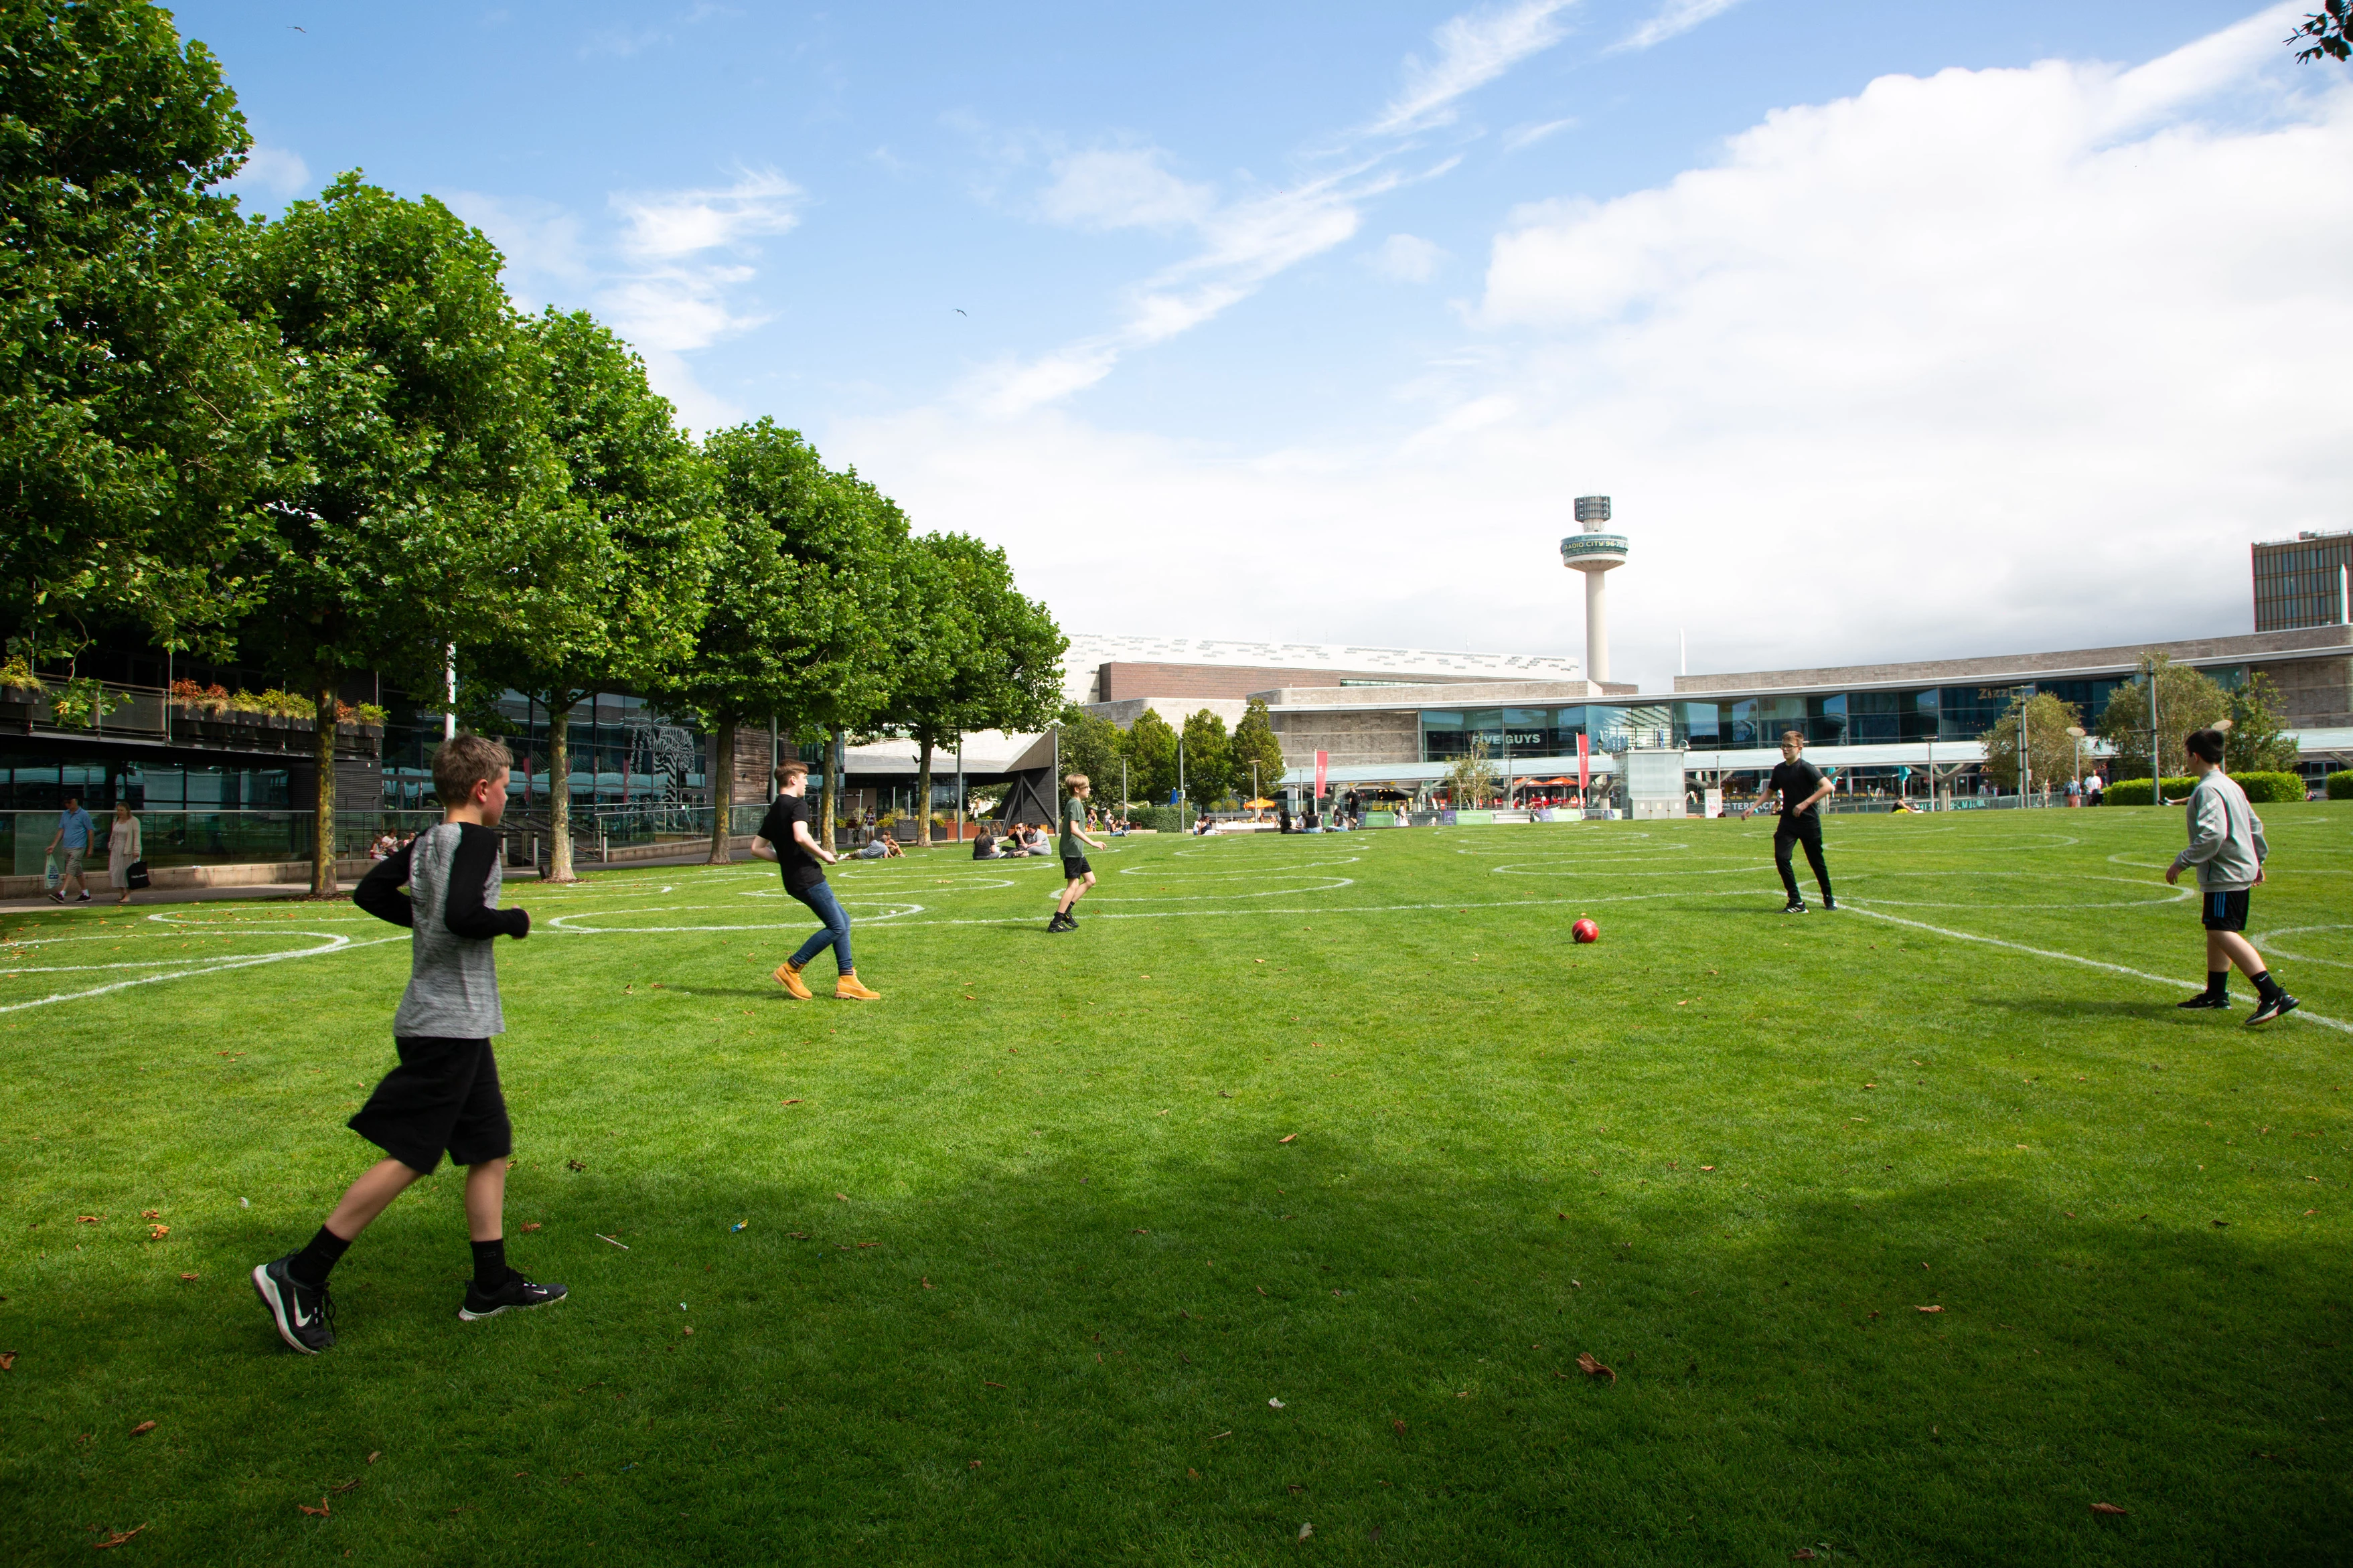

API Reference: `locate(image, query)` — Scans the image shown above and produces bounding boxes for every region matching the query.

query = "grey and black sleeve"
[353,840,416,928]
[443,823,530,940]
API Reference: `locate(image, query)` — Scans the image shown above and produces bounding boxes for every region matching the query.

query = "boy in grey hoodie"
[252,732,564,1354]
[2164,727,2297,1026]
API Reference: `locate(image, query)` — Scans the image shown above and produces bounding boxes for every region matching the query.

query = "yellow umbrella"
[1244,797,1278,809]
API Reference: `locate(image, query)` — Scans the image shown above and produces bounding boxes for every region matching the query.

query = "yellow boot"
[834,971,882,1002]
[772,961,814,1000]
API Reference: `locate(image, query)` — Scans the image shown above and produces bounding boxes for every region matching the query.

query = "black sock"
[2205,970,2229,998]
[470,1237,508,1291]
[289,1225,350,1289]
[2251,969,2284,1004]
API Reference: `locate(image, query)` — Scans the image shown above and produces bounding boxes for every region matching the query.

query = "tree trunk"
[707,716,735,864]
[917,738,934,847]
[310,668,339,898]
[818,728,836,850]
[546,694,579,882]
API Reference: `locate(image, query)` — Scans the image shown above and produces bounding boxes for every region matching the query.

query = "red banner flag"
[1314,750,1329,799]
[1577,732,1590,795]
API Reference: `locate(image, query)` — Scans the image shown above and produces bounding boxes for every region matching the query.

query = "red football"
[1572,918,1600,944]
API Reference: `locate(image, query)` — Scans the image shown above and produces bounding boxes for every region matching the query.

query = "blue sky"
[185,1,2352,688]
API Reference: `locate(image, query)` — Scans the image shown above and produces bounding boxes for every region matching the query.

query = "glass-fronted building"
[2253,529,2353,633]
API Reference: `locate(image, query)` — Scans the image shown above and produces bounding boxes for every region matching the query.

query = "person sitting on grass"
[972,826,999,860]
[1022,822,1049,856]
[251,732,562,1356]
[854,833,904,859]
[2167,726,2297,1026]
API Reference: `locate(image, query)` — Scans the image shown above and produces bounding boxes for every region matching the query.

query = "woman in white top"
[106,801,142,907]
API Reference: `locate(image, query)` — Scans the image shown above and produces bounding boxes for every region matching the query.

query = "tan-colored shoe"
[834,973,882,1002]
[772,961,814,1000]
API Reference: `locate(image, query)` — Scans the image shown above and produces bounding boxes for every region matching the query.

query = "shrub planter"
[0,696,38,731]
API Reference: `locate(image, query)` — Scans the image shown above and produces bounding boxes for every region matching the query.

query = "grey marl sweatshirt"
[354,821,529,1037]
[2170,769,2268,892]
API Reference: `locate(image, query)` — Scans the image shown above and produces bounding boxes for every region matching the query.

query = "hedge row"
[2105,772,2307,805]
[2330,771,2353,801]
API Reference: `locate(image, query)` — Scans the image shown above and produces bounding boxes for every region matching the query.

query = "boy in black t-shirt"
[755,761,881,1001]
[1765,730,1836,913]
[1049,774,1106,933]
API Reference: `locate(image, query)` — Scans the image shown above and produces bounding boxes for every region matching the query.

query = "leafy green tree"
[666,420,900,862]
[873,532,1064,844]
[1055,708,1125,811]
[2096,653,2229,781]
[1979,691,2085,795]
[0,0,280,657]
[1229,697,1286,803]
[233,173,564,895]
[2226,672,2303,775]
[463,310,720,880]
[1180,708,1234,805]
[1122,707,1179,805]
[1444,737,1498,807]
[2291,2,2349,61]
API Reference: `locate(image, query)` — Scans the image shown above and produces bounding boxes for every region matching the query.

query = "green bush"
[1126,804,1196,834]
[2327,770,2353,801]
[2232,771,2307,804]
[2101,777,2194,806]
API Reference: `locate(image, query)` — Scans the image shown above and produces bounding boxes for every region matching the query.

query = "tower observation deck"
[1560,495,1627,684]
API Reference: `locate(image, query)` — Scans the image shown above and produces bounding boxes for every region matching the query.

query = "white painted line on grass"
[1841,905,2352,1035]
[0,933,404,1015]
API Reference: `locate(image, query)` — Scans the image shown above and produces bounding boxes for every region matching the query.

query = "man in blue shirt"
[48,793,95,903]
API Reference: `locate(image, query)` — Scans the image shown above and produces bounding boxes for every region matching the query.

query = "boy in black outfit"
[252,734,562,1354]
[757,760,881,1000]
[1764,729,1836,913]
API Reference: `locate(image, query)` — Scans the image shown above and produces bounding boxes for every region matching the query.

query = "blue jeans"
[788,881,853,974]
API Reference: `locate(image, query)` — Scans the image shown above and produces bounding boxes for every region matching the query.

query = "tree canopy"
[2095,654,2230,781]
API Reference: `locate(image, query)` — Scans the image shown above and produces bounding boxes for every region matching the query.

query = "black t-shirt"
[758,795,826,890]
[1768,759,1827,819]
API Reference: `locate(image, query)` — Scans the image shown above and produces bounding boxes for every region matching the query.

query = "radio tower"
[1560,495,1626,686]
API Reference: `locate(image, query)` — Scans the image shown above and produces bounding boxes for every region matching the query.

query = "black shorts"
[348,1035,513,1175]
[2200,889,2251,933]
[1062,855,1092,879]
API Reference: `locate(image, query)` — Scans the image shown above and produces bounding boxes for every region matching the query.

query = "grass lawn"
[3,807,2350,1564]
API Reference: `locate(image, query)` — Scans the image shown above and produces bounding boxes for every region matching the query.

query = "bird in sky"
[954,308,967,316]
[287,24,306,31]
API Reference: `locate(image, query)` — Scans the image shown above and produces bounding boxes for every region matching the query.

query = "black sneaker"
[1047,912,1073,933]
[46,890,64,904]
[1821,896,1837,911]
[459,1273,568,1321]
[2246,992,2300,1028]
[2177,992,2231,1010]
[1780,900,1809,915]
[252,1255,336,1354]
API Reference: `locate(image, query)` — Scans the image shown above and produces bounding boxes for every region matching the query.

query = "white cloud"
[974,0,1570,416]
[840,15,2353,684]
[443,191,589,309]
[1614,0,1745,54]
[226,145,310,200]
[1369,233,1446,282]
[1370,0,1582,136]
[612,169,802,258]
[1503,116,1578,151]
[1038,147,1216,232]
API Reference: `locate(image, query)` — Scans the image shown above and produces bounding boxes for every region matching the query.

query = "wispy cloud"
[1503,116,1578,151]
[1369,233,1447,282]
[1614,0,1745,53]
[612,168,802,258]
[1369,0,1581,136]
[972,3,1573,416]
[224,144,310,201]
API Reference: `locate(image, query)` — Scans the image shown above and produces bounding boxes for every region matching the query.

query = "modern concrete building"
[1258,625,2353,805]
[2253,527,2353,634]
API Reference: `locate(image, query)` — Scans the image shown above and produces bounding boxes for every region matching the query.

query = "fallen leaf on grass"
[650,982,664,990]
[147,1225,168,1240]
[521,1222,541,1233]
[366,1452,379,1464]
[566,1159,586,1172]
[1917,1305,1944,1314]
[921,1277,933,1289]
[787,1231,807,1239]
[835,1193,850,1202]
[1868,1311,1882,1320]
[331,1478,362,1494]
[682,1326,693,1336]
[983,1381,1006,1389]
[1188,1467,1201,1479]
[1793,1553,1818,1562]
[141,1210,159,1220]
[1576,1352,1616,1384]
[1256,1286,1268,1296]
[91,1526,145,1550]
[1209,1431,1231,1441]
[968,1460,982,1470]
[782,1099,802,1105]
[1298,1523,1314,1541]
[129,1421,156,1435]
[179,1273,197,1282]
[2091,1502,2128,1516]
[297,1498,331,1517]
[77,1216,100,1225]
[1269,1397,1286,1409]
[1701,1166,1716,1172]
[1131,1227,1149,1235]
[1278,1134,1296,1145]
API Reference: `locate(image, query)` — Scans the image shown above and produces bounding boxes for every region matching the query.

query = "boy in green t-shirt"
[1049,774,1106,933]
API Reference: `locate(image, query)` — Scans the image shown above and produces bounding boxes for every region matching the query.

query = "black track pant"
[1774,813,1832,903]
